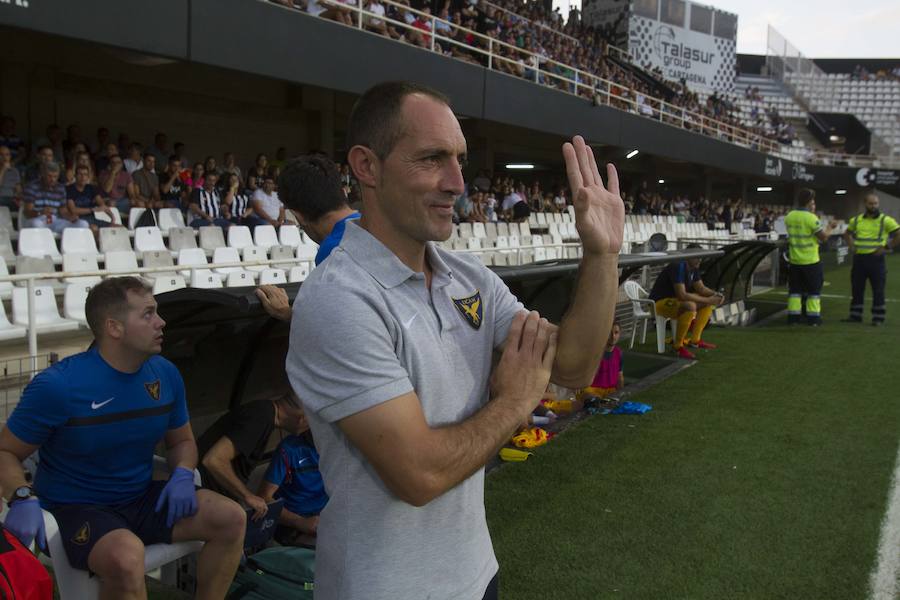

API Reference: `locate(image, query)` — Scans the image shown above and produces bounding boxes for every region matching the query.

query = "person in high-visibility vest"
[784,188,835,326]
[842,193,899,326]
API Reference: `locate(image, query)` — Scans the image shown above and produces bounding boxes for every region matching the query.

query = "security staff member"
[784,188,835,325]
[842,193,899,326]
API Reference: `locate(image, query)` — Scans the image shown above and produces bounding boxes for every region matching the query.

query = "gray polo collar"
[341,220,453,289]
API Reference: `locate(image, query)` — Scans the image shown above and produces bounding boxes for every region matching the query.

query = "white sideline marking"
[869,441,900,600]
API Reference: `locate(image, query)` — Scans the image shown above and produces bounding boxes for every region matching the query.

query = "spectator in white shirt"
[123,143,143,174]
[252,174,286,228]
[365,0,388,35]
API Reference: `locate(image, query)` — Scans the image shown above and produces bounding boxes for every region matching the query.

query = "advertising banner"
[628,14,736,92]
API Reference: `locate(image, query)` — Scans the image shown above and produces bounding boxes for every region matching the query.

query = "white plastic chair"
[253,225,279,250]
[0,300,26,341]
[225,270,256,287]
[0,256,13,300]
[212,247,246,277]
[242,246,268,272]
[63,282,95,324]
[11,286,80,334]
[0,229,15,264]
[99,228,132,254]
[296,241,318,262]
[278,225,302,247]
[104,251,140,277]
[227,225,254,250]
[177,248,209,279]
[168,227,198,253]
[190,269,223,289]
[61,228,100,258]
[141,251,177,281]
[623,280,676,354]
[152,275,187,294]
[39,458,204,600]
[258,268,287,285]
[62,253,102,285]
[134,227,167,254]
[199,226,226,257]
[288,263,311,283]
[18,228,62,261]
[157,208,186,234]
[92,206,122,226]
[127,207,148,230]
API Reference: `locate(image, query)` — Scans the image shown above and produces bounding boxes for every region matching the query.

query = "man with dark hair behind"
[288,80,623,600]
[278,154,360,266]
[0,277,246,600]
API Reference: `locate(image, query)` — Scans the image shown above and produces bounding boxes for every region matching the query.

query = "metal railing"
[0,256,313,359]
[274,0,897,166]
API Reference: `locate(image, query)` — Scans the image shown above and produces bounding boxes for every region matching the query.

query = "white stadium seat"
[152,275,186,295]
[157,208,186,233]
[99,227,132,254]
[288,263,311,283]
[61,228,99,257]
[177,248,210,278]
[63,282,94,324]
[279,225,302,247]
[62,253,102,285]
[18,228,62,261]
[225,270,256,287]
[258,268,287,285]
[134,227,167,254]
[0,299,26,341]
[253,225,279,250]
[189,269,223,289]
[227,225,254,249]
[12,286,80,334]
[104,251,140,277]
[242,246,268,272]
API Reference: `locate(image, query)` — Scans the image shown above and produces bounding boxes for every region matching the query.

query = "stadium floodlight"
[757,186,773,192]
[505,163,534,170]
[658,179,665,184]
[835,189,847,195]
[626,150,639,159]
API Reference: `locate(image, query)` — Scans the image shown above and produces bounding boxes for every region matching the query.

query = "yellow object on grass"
[499,447,533,462]
[512,427,550,448]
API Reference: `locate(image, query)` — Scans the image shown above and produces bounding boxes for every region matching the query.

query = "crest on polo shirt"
[452,290,483,330]
[144,379,161,401]
[73,522,91,545]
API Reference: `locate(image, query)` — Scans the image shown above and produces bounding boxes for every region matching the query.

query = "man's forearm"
[203,457,255,501]
[552,252,618,388]
[405,393,536,506]
[167,439,198,471]
[0,451,29,502]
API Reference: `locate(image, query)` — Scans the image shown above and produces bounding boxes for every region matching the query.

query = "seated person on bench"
[0,277,245,600]
[198,391,308,521]
[257,403,328,548]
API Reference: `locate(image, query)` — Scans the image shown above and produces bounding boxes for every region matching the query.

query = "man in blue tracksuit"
[0,277,246,599]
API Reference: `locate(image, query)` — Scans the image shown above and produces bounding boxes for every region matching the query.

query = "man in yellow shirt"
[784,189,834,326]
[842,193,900,326]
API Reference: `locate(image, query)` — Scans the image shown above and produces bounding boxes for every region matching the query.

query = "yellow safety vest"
[784,209,822,265]
[847,213,900,254]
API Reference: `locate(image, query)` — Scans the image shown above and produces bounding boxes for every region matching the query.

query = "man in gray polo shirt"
[287,81,623,600]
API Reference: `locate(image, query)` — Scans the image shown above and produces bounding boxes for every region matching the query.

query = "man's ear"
[105,317,125,341]
[347,145,379,188]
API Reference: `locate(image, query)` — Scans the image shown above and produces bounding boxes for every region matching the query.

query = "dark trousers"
[849,253,887,323]
[481,573,499,600]
[788,262,824,325]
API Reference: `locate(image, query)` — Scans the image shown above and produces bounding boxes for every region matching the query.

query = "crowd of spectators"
[268,0,794,150]
[2,115,796,239]
[850,64,900,82]
[0,120,333,235]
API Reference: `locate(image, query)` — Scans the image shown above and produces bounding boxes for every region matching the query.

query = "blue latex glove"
[154,467,198,528]
[5,497,47,551]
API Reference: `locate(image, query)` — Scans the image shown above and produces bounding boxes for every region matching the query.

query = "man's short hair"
[85,277,153,339]
[41,161,61,174]
[797,188,815,206]
[346,81,451,160]
[143,151,155,161]
[74,164,90,174]
[278,155,349,222]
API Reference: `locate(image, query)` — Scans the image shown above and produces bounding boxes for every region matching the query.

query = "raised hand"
[562,135,625,255]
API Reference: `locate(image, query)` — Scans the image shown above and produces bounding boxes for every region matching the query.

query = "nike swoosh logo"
[401,313,418,329]
[91,397,115,410]
[296,458,309,467]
